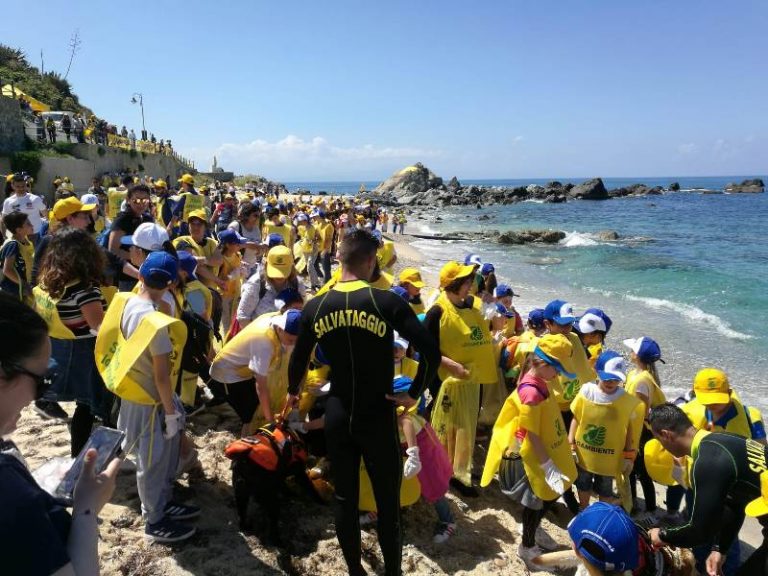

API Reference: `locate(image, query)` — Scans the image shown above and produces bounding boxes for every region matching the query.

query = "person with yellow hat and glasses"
[152,179,175,228]
[95,251,200,543]
[481,333,579,568]
[168,173,204,237]
[397,267,431,314]
[423,260,498,496]
[647,403,768,576]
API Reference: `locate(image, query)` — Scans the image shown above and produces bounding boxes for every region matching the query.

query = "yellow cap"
[693,368,730,405]
[746,472,768,517]
[185,208,208,223]
[533,333,577,378]
[52,197,97,221]
[154,179,167,189]
[266,245,293,279]
[643,438,685,486]
[439,261,476,289]
[5,174,13,183]
[180,173,195,185]
[399,267,425,289]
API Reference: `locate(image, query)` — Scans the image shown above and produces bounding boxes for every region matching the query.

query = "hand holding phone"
[73,448,122,515]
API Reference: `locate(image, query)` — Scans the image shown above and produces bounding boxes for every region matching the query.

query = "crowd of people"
[1,169,767,576]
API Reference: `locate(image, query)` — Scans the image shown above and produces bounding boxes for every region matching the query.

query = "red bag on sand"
[225,318,242,343]
[416,422,453,502]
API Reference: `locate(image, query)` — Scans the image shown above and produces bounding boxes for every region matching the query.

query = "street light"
[130,92,146,137]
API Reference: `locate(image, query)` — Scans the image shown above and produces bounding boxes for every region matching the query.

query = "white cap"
[80,193,99,205]
[127,222,169,251]
[393,331,409,350]
[578,312,607,334]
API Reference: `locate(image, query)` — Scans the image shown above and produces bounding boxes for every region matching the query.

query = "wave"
[523,199,546,204]
[561,231,601,247]
[624,295,754,341]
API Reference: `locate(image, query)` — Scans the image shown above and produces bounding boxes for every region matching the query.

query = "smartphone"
[54,426,125,506]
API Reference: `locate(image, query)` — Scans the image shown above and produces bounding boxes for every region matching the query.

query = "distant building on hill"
[200,155,234,182]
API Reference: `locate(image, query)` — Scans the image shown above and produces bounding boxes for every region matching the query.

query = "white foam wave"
[624,295,755,341]
[561,231,600,247]
[523,198,545,204]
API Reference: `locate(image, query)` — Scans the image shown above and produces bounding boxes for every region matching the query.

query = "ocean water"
[288,176,768,411]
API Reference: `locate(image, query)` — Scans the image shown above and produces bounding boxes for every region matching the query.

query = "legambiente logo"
[582,424,607,447]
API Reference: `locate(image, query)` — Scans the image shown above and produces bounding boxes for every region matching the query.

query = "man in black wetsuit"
[286,229,440,576]
[648,403,768,576]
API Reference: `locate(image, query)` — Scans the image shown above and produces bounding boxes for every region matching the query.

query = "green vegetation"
[0,44,91,113]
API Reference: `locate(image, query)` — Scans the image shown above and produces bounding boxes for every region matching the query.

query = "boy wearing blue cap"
[96,251,200,543]
[493,284,523,337]
[569,351,641,510]
[216,229,247,333]
[576,308,612,367]
[568,502,639,576]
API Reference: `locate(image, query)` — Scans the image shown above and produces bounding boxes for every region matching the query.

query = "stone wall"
[32,145,190,204]
[0,98,24,153]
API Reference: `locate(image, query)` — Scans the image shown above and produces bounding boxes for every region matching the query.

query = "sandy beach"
[9,231,761,575]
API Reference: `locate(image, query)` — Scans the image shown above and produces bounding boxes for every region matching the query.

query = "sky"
[2,0,767,181]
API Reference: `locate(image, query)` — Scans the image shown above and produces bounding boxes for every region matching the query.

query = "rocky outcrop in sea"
[363,163,763,207]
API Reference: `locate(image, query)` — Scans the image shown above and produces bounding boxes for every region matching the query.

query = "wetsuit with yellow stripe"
[288,279,441,576]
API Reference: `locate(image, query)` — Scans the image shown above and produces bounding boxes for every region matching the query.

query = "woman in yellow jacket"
[424,261,497,494]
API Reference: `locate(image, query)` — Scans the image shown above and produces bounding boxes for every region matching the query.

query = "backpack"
[171,293,213,375]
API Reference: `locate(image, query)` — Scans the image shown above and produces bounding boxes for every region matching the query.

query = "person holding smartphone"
[0,293,121,575]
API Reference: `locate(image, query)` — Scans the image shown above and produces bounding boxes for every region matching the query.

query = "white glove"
[672,464,687,488]
[288,421,307,434]
[163,412,182,440]
[403,446,422,479]
[542,458,566,494]
[622,458,634,475]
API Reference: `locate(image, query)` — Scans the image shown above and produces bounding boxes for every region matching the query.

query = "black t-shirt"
[0,445,72,575]
[662,431,768,549]
[288,279,441,420]
[110,209,153,237]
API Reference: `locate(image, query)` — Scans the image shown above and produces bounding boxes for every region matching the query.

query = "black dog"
[225,424,322,545]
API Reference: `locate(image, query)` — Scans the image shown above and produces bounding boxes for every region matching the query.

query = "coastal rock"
[597,230,620,241]
[498,229,566,245]
[447,176,461,192]
[725,179,764,193]
[544,194,567,204]
[669,182,680,191]
[373,162,443,198]
[567,178,608,200]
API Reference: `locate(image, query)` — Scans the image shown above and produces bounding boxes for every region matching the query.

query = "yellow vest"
[571,391,641,477]
[211,316,290,423]
[219,252,242,298]
[682,397,761,439]
[181,192,205,220]
[297,224,317,254]
[262,221,292,246]
[481,386,576,500]
[550,332,597,411]
[395,356,419,380]
[173,235,220,288]
[625,368,665,408]
[184,279,213,320]
[434,292,497,385]
[17,239,33,284]
[33,286,76,340]
[95,292,187,406]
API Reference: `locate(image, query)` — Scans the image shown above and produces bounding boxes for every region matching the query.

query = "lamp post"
[130,93,146,138]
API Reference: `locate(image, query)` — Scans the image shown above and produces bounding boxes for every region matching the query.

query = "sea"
[285,176,768,411]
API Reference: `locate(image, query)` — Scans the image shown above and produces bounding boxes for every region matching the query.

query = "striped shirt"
[56,282,106,339]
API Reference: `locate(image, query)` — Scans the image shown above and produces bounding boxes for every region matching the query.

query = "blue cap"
[464,253,482,266]
[273,308,302,336]
[318,209,326,218]
[623,336,664,364]
[390,286,409,301]
[481,262,495,275]
[139,252,178,288]
[578,308,613,335]
[544,299,576,325]
[274,287,303,310]
[594,350,627,382]
[495,303,515,318]
[218,229,247,245]
[568,502,639,572]
[177,251,198,281]
[494,283,519,298]
[527,308,545,328]
[393,375,413,395]
[372,229,383,242]
[266,233,284,247]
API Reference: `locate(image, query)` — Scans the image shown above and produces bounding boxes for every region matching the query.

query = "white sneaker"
[517,543,544,569]
[433,522,456,544]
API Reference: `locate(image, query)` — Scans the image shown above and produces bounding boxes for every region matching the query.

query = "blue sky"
[2,0,766,181]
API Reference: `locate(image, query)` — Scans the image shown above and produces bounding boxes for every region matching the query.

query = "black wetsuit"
[661,431,768,576]
[288,279,440,576]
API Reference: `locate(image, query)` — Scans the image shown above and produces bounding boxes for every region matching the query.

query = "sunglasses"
[2,362,58,399]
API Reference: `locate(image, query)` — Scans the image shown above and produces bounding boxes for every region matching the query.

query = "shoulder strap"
[259,277,267,300]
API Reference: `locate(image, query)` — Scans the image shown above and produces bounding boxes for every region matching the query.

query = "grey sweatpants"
[118,395,185,524]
